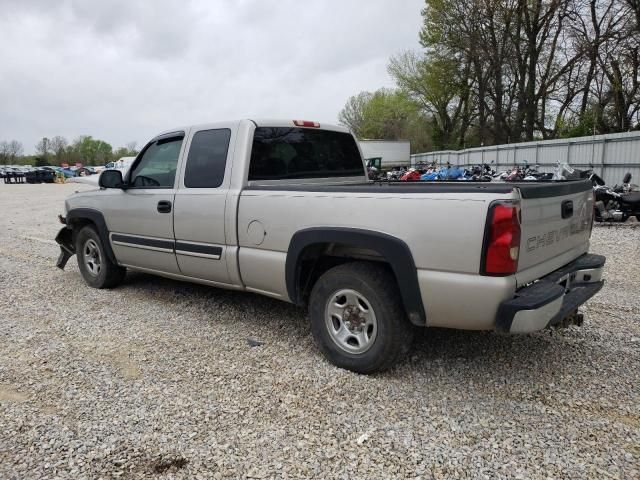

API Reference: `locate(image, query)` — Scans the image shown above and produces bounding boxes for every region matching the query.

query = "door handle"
[157,200,172,213]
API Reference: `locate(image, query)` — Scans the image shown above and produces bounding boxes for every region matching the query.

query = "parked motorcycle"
[552,161,596,181]
[399,168,422,181]
[614,172,640,195]
[500,161,552,182]
[416,163,465,181]
[386,166,407,181]
[465,162,495,182]
[367,165,381,181]
[594,172,640,222]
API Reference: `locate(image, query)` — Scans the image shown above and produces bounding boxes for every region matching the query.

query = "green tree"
[338,88,433,153]
[338,91,373,136]
[389,51,473,149]
[73,136,113,166]
[113,142,139,159]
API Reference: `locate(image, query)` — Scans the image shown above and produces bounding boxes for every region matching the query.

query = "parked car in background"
[25,167,56,184]
[105,157,136,170]
[75,167,95,177]
[3,166,26,183]
[68,158,135,186]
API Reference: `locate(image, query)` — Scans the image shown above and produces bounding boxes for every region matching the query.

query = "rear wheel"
[75,225,125,288]
[309,262,413,374]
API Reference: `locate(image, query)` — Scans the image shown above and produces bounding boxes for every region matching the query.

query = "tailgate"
[515,180,594,287]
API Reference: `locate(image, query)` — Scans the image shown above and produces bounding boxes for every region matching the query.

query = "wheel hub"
[343,305,366,331]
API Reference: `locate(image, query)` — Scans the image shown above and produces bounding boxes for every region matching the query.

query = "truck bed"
[246,178,592,199]
[238,178,594,329]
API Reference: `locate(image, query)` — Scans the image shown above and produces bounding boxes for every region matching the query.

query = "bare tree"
[0,141,9,163]
[337,0,639,150]
[126,141,138,155]
[419,0,523,145]
[625,0,640,30]
[7,140,23,162]
[35,137,51,159]
[0,140,24,163]
[418,0,639,143]
[50,136,68,162]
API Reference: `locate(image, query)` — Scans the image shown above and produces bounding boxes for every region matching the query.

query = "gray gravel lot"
[0,182,638,479]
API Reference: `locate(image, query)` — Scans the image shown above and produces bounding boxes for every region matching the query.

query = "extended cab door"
[172,125,235,285]
[104,132,185,274]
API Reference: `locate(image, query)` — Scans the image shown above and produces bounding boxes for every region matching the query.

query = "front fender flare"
[286,227,426,326]
[65,208,117,264]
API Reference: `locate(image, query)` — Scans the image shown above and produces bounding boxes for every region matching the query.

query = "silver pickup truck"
[56,119,605,373]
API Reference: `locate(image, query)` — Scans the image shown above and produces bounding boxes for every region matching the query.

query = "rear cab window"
[248,127,364,181]
[183,129,232,188]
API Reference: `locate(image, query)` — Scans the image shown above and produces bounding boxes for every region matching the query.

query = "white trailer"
[358,140,410,168]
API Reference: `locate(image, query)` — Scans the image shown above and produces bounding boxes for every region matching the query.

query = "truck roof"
[251,119,349,133]
[154,119,351,138]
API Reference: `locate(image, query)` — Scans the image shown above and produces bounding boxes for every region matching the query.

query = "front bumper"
[496,253,605,333]
[55,226,75,269]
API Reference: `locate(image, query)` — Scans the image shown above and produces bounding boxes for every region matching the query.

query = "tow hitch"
[551,309,584,329]
[55,226,75,270]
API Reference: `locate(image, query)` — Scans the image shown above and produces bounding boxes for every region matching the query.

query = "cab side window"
[130,137,183,188]
[184,129,231,188]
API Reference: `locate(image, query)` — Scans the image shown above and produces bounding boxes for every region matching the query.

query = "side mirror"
[99,169,124,189]
[623,172,632,184]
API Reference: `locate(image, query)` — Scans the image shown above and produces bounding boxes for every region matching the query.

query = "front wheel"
[309,262,414,374]
[75,225,126,288]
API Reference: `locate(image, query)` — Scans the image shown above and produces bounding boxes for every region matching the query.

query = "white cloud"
[0,0,423,153]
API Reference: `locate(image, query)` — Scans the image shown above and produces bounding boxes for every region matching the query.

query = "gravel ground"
[0,182,638,479]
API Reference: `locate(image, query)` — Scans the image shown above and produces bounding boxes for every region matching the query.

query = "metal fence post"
[601,138,607,181]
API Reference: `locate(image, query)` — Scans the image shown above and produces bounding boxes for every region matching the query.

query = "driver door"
[103,131,186,274]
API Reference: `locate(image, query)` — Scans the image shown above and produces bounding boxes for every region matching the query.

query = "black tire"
[309,261,414,374]
[75,225,126,289]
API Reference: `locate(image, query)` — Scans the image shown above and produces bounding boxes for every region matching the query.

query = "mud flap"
[55,227,75,270]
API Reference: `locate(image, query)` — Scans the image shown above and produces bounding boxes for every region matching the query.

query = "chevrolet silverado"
[55,119,605,373]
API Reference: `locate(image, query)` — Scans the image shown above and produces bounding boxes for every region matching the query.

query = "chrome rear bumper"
[496,254,605,333]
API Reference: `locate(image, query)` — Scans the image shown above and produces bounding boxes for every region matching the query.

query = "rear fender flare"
[286,227,426,326]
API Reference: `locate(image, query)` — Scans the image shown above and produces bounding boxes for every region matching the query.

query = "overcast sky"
[0,0,424,153]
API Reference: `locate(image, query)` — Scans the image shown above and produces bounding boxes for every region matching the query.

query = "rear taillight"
[482,201,521,276]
